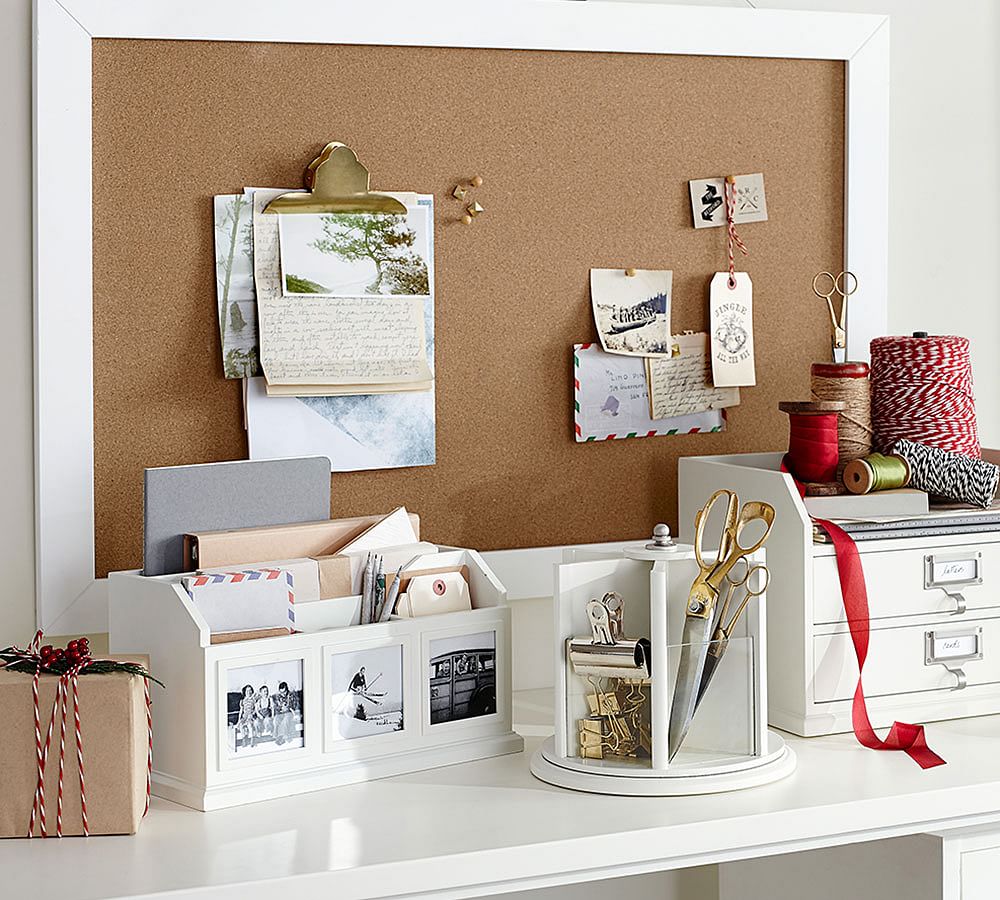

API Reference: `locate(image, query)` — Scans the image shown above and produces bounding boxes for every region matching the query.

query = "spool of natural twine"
[810,362,873,476]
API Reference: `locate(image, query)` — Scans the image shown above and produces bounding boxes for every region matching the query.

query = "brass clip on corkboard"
[263,141,407,216]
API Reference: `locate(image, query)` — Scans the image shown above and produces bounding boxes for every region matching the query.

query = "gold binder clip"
[263,142,406,215]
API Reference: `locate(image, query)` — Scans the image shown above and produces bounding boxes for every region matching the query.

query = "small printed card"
[689,174,768,229]
[590,268,673,357]
[709,272,756,387]
[574,343,723,442]
[213,192,261,378]
[644,332,740,420]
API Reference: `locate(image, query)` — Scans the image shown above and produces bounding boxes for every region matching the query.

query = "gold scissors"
[667,490,774,759]
[697,557,769,705]
[813,270,858,363]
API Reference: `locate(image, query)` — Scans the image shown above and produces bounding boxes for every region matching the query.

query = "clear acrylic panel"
[564,634,756,770]
[667,634,757,767]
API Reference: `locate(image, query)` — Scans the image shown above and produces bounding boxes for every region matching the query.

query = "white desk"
[4,690,1000,900]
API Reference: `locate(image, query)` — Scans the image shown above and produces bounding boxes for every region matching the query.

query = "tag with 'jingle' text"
[709,272,756,387]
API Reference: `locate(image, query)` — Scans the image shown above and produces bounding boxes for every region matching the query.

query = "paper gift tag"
[709,272,756,387]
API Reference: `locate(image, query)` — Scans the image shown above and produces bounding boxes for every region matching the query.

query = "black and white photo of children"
[330,645,404,741]
[226,659,304,758]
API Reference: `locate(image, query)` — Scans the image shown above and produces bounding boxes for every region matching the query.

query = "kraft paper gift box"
[0,658,151,837]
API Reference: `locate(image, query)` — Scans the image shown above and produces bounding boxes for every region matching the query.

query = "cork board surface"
[92,40,844,578]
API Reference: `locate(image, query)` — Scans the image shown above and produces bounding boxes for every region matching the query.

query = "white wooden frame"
[33,0,889,633]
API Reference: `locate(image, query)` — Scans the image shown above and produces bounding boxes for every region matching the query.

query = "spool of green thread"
[843,453,911,494]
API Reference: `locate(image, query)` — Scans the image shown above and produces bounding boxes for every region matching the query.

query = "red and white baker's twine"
[870,335,980,458]
[4,631,153,837]
[724,178,748,288]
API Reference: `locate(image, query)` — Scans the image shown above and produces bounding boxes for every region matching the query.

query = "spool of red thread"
[779,400,845,492]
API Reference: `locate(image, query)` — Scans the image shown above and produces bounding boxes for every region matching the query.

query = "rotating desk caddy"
[531,517,797,796]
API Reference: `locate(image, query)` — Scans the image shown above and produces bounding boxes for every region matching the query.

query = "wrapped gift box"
[0,657,150,837]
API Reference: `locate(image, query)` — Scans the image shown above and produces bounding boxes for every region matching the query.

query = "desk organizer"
[530,537,796,796]
[109,548,523,810]
[679,453,1000,736]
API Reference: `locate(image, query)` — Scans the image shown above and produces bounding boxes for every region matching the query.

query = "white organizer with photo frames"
[108,548,522,811]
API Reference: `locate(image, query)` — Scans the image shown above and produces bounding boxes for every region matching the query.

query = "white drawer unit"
[813,543,995,624]
[680,453,1000,737]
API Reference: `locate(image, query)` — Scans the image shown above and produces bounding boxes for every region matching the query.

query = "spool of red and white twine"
[870,335,980,458]
[1,632,154,838]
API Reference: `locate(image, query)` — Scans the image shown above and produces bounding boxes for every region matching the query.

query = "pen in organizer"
[373,556,385,621]
[361,553,374,625]
[378,566,404,623]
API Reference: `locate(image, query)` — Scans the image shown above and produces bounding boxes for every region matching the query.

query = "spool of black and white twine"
[890,439,1000,508]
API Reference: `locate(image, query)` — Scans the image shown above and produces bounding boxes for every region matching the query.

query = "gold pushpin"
[452,185,468,201]
[470,175,484,188]
[467,201,484,218]
[625,267,637,277]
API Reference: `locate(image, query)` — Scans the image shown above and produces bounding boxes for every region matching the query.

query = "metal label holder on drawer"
[678,453,1000,737]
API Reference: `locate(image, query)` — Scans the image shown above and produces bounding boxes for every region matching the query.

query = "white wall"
[0,0,36,643]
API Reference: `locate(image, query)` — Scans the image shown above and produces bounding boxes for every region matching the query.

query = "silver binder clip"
[569,592,650,679]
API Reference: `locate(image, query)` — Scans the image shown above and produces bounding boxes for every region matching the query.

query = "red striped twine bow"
[3,631,154,837]
[724,177,749,288]
[870,335,980,458]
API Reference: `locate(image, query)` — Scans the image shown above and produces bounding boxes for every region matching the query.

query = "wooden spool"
[778,400,847,496]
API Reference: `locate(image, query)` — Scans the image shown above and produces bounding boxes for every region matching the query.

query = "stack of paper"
[251,190,434,397]
[212,189,436,472]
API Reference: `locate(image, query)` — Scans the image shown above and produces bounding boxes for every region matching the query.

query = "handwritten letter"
[252,190,432,388]
[644,332,740,420]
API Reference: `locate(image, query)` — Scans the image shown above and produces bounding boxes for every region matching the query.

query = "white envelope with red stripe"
[182,568,295,635]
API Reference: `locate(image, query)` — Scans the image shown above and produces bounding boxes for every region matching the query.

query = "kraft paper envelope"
[185,512,421,571]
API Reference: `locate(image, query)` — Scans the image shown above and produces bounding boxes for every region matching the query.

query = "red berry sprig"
[38,637,92,671]
[1,636,162,685]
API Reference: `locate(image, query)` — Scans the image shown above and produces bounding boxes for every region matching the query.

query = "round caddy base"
[530,730,796,796]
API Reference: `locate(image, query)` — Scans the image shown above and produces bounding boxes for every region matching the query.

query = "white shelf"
[5,690,1000,900]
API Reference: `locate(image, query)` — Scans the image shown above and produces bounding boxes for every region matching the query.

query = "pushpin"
[625,268,637,277]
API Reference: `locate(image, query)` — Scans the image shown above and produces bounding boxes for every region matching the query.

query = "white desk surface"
[5,690,1000,900]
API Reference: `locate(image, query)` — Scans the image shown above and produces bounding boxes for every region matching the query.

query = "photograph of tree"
[278,207,431,297]
[213,193,261,378]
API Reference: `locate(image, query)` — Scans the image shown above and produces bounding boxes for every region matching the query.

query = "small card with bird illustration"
[278,206,432,298]
[590,268,673,357]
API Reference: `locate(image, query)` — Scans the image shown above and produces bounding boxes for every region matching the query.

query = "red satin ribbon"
[812,518,946,769]
[786,413,839,483]
[778,461,946,768]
